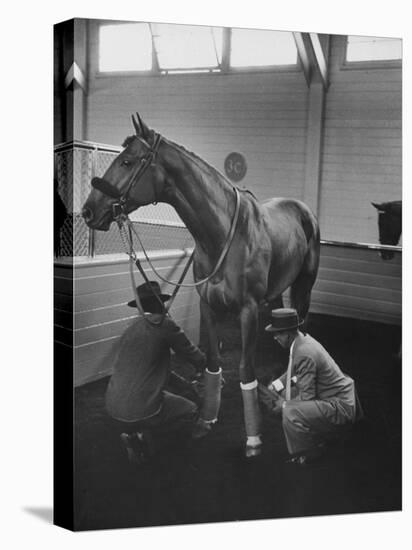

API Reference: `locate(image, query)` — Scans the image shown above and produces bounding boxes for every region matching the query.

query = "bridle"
[91,133,163,218]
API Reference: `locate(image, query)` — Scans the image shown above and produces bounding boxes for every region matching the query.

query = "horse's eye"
[121,159,131,167]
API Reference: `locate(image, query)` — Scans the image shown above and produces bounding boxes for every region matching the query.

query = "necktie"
[286,340,296,401]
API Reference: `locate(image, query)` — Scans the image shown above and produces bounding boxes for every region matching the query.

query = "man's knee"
[162,392,198,425]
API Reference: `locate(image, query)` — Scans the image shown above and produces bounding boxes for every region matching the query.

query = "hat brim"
[127,294,171,308]
[265,319,304,333]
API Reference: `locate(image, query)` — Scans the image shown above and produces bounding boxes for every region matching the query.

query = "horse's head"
[82,113,166,231]
[371,201,402,260]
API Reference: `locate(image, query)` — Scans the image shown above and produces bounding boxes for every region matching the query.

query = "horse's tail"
[289,203,321,321]
[299,202,320,250]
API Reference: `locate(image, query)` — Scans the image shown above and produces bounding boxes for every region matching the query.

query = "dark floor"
[74,313,402,531]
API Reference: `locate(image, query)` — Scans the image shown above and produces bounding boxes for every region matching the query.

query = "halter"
[91,133,163,217]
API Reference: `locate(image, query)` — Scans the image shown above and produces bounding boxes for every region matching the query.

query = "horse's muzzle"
[82,206,94,224]
[91,177,122,199]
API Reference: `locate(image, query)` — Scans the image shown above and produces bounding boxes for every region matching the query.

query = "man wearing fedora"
[105,281,210,464]
[259,308,362,465]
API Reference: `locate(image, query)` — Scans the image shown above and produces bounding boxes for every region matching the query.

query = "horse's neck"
[162,141,235,253]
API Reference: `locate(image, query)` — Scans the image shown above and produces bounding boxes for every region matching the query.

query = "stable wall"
[310,243,401,325]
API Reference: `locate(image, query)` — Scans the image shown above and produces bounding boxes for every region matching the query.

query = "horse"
[371,201,402,260]
[82,113,320,457]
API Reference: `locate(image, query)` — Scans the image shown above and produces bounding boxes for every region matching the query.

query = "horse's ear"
[372,202,385,212]
[131,114,141,135]
[136,112,152,141]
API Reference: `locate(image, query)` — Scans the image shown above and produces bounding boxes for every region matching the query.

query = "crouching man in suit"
[259,308,363,465]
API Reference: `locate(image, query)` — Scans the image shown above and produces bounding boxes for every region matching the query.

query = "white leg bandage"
[201,368,222,424]
[240,380,262,446]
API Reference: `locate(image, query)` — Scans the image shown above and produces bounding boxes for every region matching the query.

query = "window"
[230,28,297,68]
[346,35,402,63]
[98,22,298,74]
[151,24,223,72]
[99,23,152,72]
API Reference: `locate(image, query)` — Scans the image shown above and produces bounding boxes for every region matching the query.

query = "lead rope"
[124,186,240,288]
[118,218,165,326]
[117,217,195,325]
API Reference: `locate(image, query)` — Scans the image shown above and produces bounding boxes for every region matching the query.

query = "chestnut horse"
[82,113,320,456]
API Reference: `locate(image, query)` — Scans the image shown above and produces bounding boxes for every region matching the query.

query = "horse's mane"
[122,133,257,200]
[164,138,235,189]
[122,135,137,148]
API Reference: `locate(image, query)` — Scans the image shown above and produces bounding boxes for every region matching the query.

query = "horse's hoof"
[245,444,262,458]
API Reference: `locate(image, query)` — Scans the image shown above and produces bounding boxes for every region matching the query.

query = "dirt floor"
[73,313,402,531]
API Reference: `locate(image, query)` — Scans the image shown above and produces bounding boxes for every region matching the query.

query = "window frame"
[342,35,402,71]
[95,21,300,78]
[97,21,156,75]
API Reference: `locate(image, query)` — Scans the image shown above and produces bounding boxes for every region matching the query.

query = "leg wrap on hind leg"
[200,368,222,423]
[241,380,262,445]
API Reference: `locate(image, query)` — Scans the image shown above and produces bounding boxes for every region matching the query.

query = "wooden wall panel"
[310,244,401,325]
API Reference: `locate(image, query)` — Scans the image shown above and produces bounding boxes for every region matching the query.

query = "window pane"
[230,28,297,67]
[346,36,402,62]
[151,24,223,70]
[99,23,152,72]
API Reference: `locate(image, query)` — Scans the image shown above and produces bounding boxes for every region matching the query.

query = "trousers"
[111,390,198,436]
[282,397,357,455]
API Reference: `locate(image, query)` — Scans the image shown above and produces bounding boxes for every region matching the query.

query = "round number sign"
[224,152,247,182]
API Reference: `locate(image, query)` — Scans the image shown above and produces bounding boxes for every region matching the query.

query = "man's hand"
[258,383,285,417]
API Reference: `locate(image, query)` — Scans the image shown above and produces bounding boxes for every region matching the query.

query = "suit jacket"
[106,314,206,422]
[279,332,356,415]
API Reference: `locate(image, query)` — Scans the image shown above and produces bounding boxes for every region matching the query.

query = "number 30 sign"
[224,152,247,182]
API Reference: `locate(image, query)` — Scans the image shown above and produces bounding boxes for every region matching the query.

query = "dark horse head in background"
[371,201,402,260]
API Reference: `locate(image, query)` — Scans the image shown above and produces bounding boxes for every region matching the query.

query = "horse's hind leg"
[290,243,320,323]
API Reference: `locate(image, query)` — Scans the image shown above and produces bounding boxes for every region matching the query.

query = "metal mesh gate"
[54,141,194,257]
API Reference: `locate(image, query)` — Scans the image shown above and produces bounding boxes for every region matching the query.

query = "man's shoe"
[286,454,308,466]
[191,418,212,440]
[286,445,325,466]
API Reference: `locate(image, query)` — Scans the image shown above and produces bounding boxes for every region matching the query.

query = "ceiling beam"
[293,32,329,89]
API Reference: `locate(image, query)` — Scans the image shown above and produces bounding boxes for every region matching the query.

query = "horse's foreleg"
[239,300,262,457]
[199,300,222,424]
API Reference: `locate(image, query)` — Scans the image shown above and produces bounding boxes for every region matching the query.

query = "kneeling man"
[106,281,210,464]
[259,308,362,465]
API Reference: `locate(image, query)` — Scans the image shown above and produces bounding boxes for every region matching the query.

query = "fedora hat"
[127,281,171,308]
[265,308,303,333]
